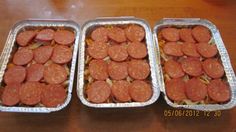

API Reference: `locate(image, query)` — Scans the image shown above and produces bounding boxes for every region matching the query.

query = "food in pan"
[0,28,75,107]
[84,24,152,103]
[158,26,231,105]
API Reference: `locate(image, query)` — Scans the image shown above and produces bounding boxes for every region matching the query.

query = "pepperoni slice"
[192,26,211,42]
[163,42,183,57]
[108,27,126,43]
[41,84,66,107]
[181,58,202,76]
[197,43,218,58]
[89,60,108,80]
[182,42,200,57]
[164,60,185,78]
[207,79,230,102]
[51,45,72,64]
[108,61,128,80]
[127,42,147,59]
[129,80,152,102]
[161,28,179,42]
[33,45,53,64]
[54,30,75,45]
[111,80,131,102]
[185,78,207,102]
[19,82,42,105]
[35,29,55,41]
[26,63,44,82]
[128,59,150,80]
[16,30,36,46]
[86,81,111,103]
[13,47,33,65]
[91,27,108,42]
[179,28,196,43]
[87,42,108,59]
[4,66,26,85]
[202,59,224,78]
[165,78,187,102]
[44,63,67,84]
[2,83,21,106]
[108,44,128,61]
[125,25,145,42]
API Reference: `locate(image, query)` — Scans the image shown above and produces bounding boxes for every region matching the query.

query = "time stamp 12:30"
[163,109,222,117]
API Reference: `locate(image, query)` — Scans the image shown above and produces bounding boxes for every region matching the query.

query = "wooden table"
[0,0,236,132]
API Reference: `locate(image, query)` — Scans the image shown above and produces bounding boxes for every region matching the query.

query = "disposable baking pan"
[77,17,160,108]
[0,19,80,113]
[153,18,236,111]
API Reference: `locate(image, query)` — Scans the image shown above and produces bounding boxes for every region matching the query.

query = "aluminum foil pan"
[153,18,236,111]
[0,19,80,113]
[77,17,160,108]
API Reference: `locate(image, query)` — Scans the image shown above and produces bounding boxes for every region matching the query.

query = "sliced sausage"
[89,60,108,80]
[4,66,26,85]
[35,29,55,41]
[111,80,131,102]
[44,63,67,84]
[54,30,75,45]
[87,42,108,59]
[163,42,183,57]
[129,80,152,102]
[19,82,42,105]
[197,43,218,58]
[127,42,147,59]
[51,45,72,64]
[185,78,207,102]
[33,45,53,64]
[181,58,202,76]
[182,42,200,57]
[161,27,179,42]
[16,30,36,46]
[125,25,145,42]
[26,63,44,82]
[2,83,21,106]
[107,27,126,43]
[108,44,128,61]
[179,28,196,43]
[41,84,66,107]
[202,59,224,78]
[13,47,33,65]
[91,27,108,42]
[207,79,230,102]
[108,61,128,80]
[86,81,111,103]
[165,78,187,102]
[192,26,211,42]
[128,59,150,80]
[164,60,185,78]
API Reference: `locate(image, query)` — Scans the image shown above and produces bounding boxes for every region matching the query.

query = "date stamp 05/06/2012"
[163,109,222,117]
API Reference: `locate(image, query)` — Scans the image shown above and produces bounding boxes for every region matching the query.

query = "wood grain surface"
[0,0,236,132]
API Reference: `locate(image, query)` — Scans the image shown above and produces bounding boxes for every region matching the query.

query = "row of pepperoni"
[1,82,66,107]
[166,78,230,103]
[90,25,145,43]
[86,80,152,103]
[164,58,224,79]
[161,26,211,43]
